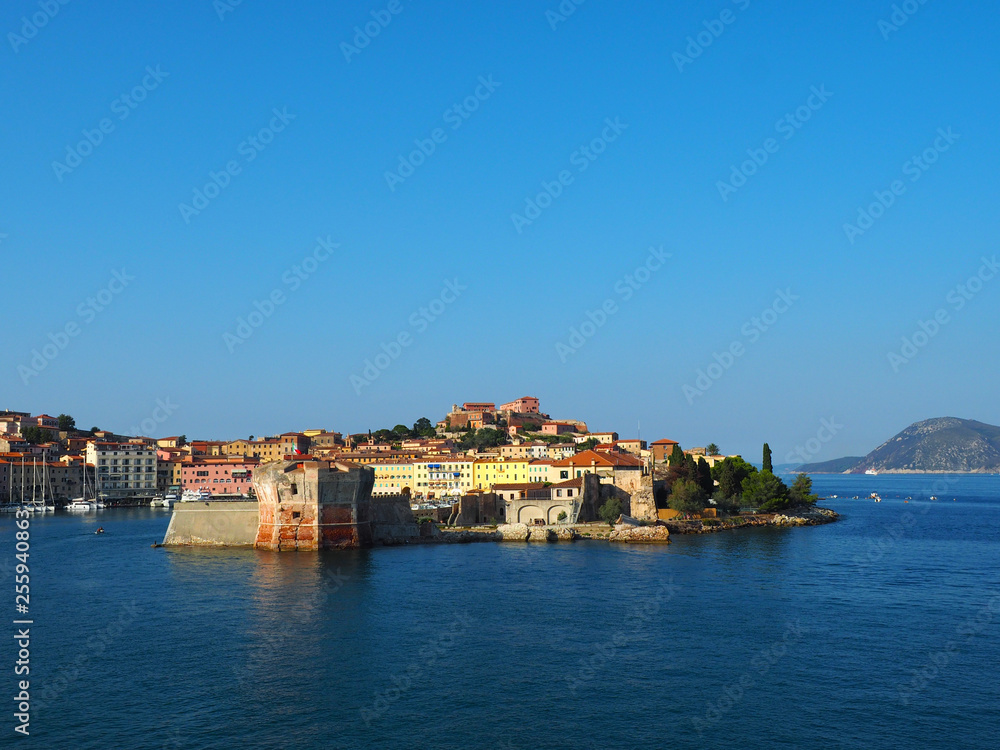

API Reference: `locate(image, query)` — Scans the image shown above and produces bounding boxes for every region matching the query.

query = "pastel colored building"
[473,458,531,490]
[650,439,681,462]
[414,457,475,497]
[371,461,415,496]
[182,457,259,496]
[499,396,540,414]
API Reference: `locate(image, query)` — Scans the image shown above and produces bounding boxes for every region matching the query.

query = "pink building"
[500,396,540,414]
[182,457,260,496]
[541,422,575,436]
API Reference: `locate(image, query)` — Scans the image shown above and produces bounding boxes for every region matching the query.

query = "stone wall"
[162,502,259,546]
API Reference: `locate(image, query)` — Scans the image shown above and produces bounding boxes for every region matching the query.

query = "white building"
[85,441,158,498]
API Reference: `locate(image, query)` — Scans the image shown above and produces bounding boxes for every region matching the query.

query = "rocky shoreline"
[428,506,839,545]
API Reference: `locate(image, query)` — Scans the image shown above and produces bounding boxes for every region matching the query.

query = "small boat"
[930,496,938,501]
[869,492,881,502]
[865,469,878,476]
[95,527,105,534]
[67,499,96,511]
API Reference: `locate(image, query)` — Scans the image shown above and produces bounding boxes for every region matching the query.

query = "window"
[291,483,298,495]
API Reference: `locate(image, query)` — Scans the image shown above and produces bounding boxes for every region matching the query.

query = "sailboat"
[69,460,98,511]
[40,451,55,512]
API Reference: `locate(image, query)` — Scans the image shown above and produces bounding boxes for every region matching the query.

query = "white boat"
[865,469,878,476]
[869,492,882,503]
[67,499,96,511]
[163,493,178,508]
[181,489,212,502]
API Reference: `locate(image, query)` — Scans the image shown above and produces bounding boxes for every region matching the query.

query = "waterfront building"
[181,456,259,496]
[413,457,475,497]
[550,449,645,493]
[85,441,158,498]
[371,461,415,496]
[473,458,531,490]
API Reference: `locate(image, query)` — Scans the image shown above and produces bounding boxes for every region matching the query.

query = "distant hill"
[796,418,1000,473]
[794,456,865,474]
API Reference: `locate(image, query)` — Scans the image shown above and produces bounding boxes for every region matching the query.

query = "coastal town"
[0,397,827,534]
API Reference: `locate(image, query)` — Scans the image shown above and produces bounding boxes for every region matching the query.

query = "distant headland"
[795,417,1000,474]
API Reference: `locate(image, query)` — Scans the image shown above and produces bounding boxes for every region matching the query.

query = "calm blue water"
[2,474,998,749]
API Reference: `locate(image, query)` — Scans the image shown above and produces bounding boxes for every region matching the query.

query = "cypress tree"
[763,443,773,474]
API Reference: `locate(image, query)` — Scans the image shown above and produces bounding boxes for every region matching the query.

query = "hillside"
[793,456,865,474]
[798,418,1000,473]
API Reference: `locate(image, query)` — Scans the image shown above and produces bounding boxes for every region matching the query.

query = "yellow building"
[473,458,531,490]
[527,459,556,485]
[371,461,415,495]
[413,457,475,498]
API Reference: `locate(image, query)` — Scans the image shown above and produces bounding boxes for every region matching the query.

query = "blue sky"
[2,0,998,461]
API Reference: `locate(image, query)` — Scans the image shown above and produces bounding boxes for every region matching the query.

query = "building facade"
[86,442,158,498]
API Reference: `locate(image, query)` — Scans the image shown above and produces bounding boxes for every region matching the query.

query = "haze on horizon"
[2,0,998,461]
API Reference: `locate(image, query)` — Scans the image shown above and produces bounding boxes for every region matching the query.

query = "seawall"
[162,501,259,546]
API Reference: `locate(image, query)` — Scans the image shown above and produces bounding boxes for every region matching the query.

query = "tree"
[762,443,773,474]
[392,424,411,439]
[557,511,568,523]
[458,428,508,452]
[706,443,719,456]
[413,417,435,437]
[88,426,99,435]
[598,498,623,527]
[668,444,685,467]
[577,437,599,452]
[21,427,53,444]
[57,414,76,431]
[712,491,741,516]
[668,478,707,515]
[788,474,819,506]
[714,456,757,500]
[741,471,788,509]
[696,458,714,496]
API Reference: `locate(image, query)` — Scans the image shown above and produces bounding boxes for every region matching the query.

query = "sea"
[2,473,998,749]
